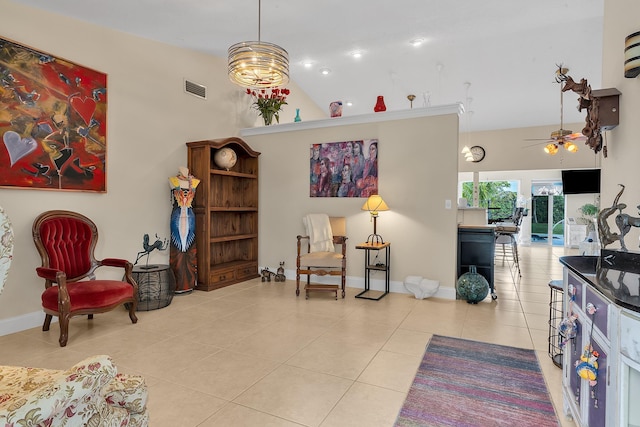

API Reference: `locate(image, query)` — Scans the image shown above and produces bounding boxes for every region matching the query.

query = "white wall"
[242,111,460,296]
[0,0,323,331]
[600,0,640,251]
[459,123,603,173]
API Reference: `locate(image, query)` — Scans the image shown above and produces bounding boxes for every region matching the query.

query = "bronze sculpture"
[598,184,640,251]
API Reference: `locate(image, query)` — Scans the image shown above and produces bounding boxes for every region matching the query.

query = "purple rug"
[395,335,559,427]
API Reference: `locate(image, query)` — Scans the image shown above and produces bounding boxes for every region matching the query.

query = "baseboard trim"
[276,268,455,300]
[0,311,54,336]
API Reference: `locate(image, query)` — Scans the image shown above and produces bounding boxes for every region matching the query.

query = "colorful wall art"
[310,139,378,198]
[0,37,107,192]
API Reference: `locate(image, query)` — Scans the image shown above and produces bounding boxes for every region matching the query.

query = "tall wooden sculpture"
[169,167,200,293]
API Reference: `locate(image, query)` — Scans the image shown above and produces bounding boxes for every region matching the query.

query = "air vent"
[184,79,207,99]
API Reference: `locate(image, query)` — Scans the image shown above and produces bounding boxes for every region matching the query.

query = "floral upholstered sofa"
[0,354,148,426]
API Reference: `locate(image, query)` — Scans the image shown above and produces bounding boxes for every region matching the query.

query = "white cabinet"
[619,310,640,427]
[560,266,640,427]
[562,270,615,426]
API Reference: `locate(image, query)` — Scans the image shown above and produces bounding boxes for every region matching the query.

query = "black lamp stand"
[365,215,384,244]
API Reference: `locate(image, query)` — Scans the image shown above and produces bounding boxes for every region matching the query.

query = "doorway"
[530,182,565,246]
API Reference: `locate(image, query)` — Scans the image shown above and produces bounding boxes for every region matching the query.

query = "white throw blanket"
[303,214,334,253]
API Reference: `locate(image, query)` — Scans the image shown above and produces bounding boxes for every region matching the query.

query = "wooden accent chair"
[32,210,138,347]
[296,217,347,299]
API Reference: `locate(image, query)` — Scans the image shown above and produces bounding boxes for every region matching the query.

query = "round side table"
[131,264,176,311]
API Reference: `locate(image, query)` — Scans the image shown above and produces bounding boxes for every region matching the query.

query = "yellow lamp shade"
[362,195,389,216]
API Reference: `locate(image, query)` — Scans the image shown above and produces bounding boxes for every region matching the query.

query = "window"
[460,180,519,221]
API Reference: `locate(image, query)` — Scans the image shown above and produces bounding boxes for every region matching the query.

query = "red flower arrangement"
[246,87,290,126]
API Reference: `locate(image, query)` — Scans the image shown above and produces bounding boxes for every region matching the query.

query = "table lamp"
[362,194,389,244]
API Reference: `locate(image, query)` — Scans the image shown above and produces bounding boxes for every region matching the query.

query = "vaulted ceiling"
[12,0,604,132]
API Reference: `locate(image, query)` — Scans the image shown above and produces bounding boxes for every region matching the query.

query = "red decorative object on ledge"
[374,96,387,112]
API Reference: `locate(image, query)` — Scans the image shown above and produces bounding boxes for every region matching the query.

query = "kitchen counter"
[457,208,488,226]
[560,249,640,313]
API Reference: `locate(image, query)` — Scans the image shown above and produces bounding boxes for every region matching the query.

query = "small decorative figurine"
[262,263,286,282]
[134,233,169,267]
[374,96,386,112]
[261,268,275,282]
[330,101,342,117]
[275,261,286,282]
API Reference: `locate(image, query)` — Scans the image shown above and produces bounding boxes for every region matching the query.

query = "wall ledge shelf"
[239,103,464,136]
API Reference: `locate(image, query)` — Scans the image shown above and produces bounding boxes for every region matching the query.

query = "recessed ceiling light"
[410,38,425,47]
[320,68,331,75]
[302,61,313,68]
[351,51,362,59]
[346,101,353,107]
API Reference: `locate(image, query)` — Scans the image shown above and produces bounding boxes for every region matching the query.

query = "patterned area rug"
[395,335,559,427]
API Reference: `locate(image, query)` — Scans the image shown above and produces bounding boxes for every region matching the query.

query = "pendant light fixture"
[543,67,582,156]
[228,0,289,88]
[460,82,475,162]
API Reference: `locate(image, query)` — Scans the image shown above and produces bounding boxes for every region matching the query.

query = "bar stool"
[548,279,564,368]
[492,207,524,279]
[495,226,521,278]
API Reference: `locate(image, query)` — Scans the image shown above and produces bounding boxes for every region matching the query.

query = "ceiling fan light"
[564,141,578,152]
[544,143,559,155]
[551,129,572,139]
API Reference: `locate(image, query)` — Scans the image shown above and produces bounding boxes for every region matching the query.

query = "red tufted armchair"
[32,210,138,347]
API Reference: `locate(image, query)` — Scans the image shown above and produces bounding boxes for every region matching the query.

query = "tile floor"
[0,244,578,426]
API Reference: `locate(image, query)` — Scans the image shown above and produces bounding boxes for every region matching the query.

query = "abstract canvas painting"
[310,139,378,198]
[0,37,107,192]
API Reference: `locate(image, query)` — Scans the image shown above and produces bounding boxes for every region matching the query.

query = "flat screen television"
[561,169,601,194]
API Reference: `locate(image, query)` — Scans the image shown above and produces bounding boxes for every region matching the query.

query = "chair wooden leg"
[43,314,52,331]
[58,314,69,347]
[128,303,138,324]
[295,270,300,296]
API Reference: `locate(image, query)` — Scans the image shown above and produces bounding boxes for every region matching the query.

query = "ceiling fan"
[525,67,585,155]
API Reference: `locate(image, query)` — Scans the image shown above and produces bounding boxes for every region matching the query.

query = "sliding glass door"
[530,183,565,246]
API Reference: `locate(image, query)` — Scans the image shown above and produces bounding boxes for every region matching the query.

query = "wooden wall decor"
[557,66,620,158]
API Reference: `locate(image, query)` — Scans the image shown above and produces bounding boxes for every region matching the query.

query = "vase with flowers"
[246,87,290,126]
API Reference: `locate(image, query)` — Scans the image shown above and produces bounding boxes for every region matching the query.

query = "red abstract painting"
[0,37,107,192]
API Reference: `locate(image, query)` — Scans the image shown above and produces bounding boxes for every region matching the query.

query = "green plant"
[579,203,598,218]
[578,203,599,232]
